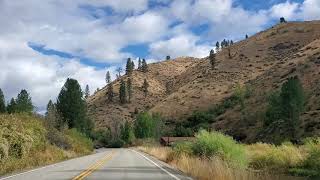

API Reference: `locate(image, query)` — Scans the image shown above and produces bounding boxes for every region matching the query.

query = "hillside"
[88,21,320,141]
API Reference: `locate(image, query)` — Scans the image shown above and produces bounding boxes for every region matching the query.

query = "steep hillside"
[212,38,320,143]
[88,21,320,138]
[88,57,201,129]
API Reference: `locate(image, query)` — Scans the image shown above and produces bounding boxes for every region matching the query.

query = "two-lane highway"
[0,149,192,180]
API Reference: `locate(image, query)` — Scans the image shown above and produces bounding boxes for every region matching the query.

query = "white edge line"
[0,150,110,180]
[131,149,181,180]
[0,163,57,180]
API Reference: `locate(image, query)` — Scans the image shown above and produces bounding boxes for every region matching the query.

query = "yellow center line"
[72,151,115,180]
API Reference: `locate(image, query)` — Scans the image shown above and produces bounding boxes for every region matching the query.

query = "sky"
[0,0,319,113]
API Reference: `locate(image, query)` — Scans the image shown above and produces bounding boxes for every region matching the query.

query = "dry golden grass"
[137,146,305,180]
[246,143,305,171]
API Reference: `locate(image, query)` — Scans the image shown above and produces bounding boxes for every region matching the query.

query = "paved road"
[0,149,192,180]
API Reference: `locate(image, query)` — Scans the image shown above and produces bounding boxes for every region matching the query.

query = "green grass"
[173,130,248,169]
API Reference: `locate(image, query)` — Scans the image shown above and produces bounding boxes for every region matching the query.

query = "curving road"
[0,148,192,180]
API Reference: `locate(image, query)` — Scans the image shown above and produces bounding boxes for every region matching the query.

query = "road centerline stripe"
[72,150,115,180]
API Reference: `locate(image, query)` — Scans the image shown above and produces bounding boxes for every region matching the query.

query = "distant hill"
[88,21,320,142]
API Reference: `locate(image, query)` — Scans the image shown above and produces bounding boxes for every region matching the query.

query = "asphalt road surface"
[0,148,192,180]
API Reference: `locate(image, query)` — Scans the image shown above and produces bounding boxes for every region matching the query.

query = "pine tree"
[107,83,114,102]
[127,78,133,103]
[141,59,148,73]
[119,79,126,104]
[7,98,16,114]
[125,58,133,75]
[138,58,142,70]
[230,40,234,45]
[15,89,33,113]
[46,100,61,129]
[116,67,123,78]
[279,76,304,139]
[265,76,304,141]
[166,56,171,60]
[85,84,90,99]
[106,71,111,84]
[142,79,149,97]
[209,49,216,69]
[131,61,135,70]
[56,78,92,134]
[216,41,220,52]
[246,34,249,39]
[0,88,6,113]
[280,17,286,23]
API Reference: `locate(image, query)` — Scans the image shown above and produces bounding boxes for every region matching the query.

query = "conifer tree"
[265,76,304,141]
[127,78,133,103]
[56,78,92,134]
[119,79,126,104]
[138,58,142,70]
[280,17,286,23]
[209,49,216,69]
[116,67,123,78]
[85,84,90,99]
[141,59,148,73]
[142,79,149,97]
[15,89,33,113]
[107,83,114,102]
[230,40,234,45]
[131,61,135,70]
[7,98,16,114]
[246,34,249,39]
[0,88,5,113]
[46,100,61,129]
[216,41,220,52]
[106,71,111,84]
[126,58,133,75]
[166,56,171,60]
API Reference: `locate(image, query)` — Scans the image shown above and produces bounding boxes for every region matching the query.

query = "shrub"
[293,138,320,177]
[192,130,248,168]
[65,129,93,155]
[173,142,193,156]
[108,138,125,148]
[247,143,303,171]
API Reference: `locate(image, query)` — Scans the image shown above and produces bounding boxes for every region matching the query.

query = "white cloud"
[0,0,320,113]
[298,0,320,20]
[150,34,212,59]
[270,1,299,19]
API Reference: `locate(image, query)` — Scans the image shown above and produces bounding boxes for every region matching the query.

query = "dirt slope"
[88,21,320,136]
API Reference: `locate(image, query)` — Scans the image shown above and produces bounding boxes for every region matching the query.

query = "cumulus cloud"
[0,0,319,112]
[270,1,299,19]
[150,34,212,59]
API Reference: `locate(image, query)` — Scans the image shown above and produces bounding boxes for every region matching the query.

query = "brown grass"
[137,146,304,180]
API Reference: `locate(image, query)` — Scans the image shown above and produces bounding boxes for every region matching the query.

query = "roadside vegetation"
[138,130,320,180]
[134,76,319,179]
[0,114,93,175]
[0,79,94,175]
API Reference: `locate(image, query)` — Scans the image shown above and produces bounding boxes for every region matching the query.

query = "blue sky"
[0,0,319,111]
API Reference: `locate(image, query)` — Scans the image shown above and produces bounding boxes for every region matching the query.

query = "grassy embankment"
[137,130,320,180]
[0,114,93,175]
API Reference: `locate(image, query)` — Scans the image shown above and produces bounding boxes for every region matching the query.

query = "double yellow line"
[72,151,115,180]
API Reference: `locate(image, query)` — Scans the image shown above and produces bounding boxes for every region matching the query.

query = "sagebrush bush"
[192,130,248,168]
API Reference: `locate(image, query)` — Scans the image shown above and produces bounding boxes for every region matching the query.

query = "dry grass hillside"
[87,57,201,129]
[88,21,320,138]
[212,38,320,143]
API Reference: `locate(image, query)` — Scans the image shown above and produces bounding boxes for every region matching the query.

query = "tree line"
[105,58,149,104]
[0,89,33,114]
